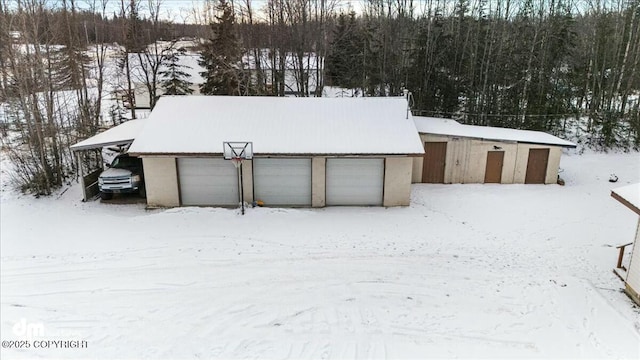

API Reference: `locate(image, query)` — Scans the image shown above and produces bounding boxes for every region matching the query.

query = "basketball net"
[231,157,242,168]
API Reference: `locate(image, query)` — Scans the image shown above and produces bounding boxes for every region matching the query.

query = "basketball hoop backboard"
[223,141,253,160]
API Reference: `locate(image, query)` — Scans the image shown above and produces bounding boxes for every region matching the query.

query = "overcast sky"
[94,0,367,24]
[63,0,598,25]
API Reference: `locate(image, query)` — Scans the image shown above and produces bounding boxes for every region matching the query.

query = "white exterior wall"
[465,141,518,183]
[625,219,640,304]
[546,147,563,184]
[415,133,563,184]
[446,137,472,183]
[418,134,473,184]
[144,157,251,207]
[143,155,413,208]
[383,157,413,206]
[312,157,326,207]
[513,144,562,184]
[241,159,254,203]
[412,157,423,183]
[142,157,179,207]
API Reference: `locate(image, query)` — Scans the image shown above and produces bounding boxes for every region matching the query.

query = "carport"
[70,119,146,201]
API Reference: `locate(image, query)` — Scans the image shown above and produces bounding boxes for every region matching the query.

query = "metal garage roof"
[70,119,146,151]
[414,116,577,148]
[128,96,425,155]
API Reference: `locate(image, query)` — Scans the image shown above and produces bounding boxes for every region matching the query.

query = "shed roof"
[413,116,576,148]
[128,96,425,155]
[611,183,640,216]
[70,119,146,151]
[414,116,462,127]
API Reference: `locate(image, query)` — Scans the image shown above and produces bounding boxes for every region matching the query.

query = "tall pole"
[77,152,86,201]
[239,162,245,215]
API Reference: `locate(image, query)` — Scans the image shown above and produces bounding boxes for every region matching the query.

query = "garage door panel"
[254,158,311,206]
[178,158,238,206]
[326,159,384,206]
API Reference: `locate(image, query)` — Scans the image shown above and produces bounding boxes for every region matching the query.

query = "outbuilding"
[412,117,576,184]
[611,183,640,306]
[127,96,424,208]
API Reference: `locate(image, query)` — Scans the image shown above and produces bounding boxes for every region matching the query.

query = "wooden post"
[77,152,87,202]
[616,242,633,270]
[617,247,625,269]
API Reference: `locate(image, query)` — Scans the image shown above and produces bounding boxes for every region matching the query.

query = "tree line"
[0,0,639,195]
[324,0,639,150]
[0,0,199,195]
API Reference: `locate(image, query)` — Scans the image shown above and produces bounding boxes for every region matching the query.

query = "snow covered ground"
[1,151,639,359]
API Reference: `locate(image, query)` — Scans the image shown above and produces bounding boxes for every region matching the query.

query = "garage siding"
[383,157,413,206]
[142,157,180,207]
[416,133,562,184]
[311,157,326,207]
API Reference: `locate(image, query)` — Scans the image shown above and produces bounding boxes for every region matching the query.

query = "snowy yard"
[1,151,640,359]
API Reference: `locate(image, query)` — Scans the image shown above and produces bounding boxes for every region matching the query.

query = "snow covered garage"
[611,183,640,306]
[411,117,576,184]
[127,96,424,208]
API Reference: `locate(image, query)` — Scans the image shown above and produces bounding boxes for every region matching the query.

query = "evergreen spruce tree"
[326,11,362,91]
[50,46,92,91]
[159,47,193,96]
[199,0,243,95]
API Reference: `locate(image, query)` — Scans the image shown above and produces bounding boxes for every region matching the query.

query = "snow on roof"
[128,96,424,155]
[611,183,640,216]
[414,116,462,128]
[413,116,576,148]
[70,119,146,151]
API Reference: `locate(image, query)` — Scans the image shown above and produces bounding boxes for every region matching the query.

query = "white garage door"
[253,158,311,206]
[326,158,384,206]
[178,158,238,206]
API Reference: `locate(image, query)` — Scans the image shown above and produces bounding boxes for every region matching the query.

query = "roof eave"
[71,139,135,152]
[129,152,424,157]
[516,140,577,148]
[417,132,576,148]
[611,190,640,216]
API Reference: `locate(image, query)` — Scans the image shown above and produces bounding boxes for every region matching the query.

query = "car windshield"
[111,156,140,169]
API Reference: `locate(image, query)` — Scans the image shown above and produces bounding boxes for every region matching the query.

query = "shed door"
[326,158,384,206]
[178,158,238,206]
[525,148,549,184]
[422,142,447,183]
[484,151,504,183]
[253,158,311,206]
